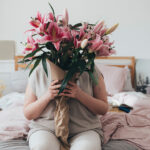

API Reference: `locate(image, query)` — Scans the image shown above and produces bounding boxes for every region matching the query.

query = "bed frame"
[14,56,135,87]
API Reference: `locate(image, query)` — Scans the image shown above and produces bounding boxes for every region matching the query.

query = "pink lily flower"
[48,12,55,21]
[94,21,104,33]
[37,11,46,24]
[89,35,103,51]
[71,28,86,49]
[24,36,39,52]
[109,49,116,55]
[74,37,81,49]
[24,29,36,34]
[30,11,47,28]
[62,8,69,26]
[39,22,70,50]
[99,28,107,36]
[79,28,86,40]
[71,30,79,38]
[96,45,111,56]
[62,27,72,41]
[38,23,48,36]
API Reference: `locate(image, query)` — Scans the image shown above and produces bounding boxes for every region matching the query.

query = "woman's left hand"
[60,81,83,99]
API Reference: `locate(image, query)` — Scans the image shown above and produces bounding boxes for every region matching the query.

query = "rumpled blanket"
[101,104,150,150]
[0,104,30,140]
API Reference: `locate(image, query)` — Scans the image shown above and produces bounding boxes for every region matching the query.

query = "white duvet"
[0,92,25,110]
[108,91,150,108]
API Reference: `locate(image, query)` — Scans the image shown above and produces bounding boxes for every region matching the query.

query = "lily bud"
[105,23,119,35]
[81,39,88,49]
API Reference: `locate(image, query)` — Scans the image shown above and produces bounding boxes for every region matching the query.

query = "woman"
[24,62,108,150]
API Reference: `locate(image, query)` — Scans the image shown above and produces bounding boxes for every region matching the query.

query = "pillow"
[95,64,126,95]
[123,66,134,91]
[10,70,29,93]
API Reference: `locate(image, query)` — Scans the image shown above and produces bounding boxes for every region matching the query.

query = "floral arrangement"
[21,3,118,93]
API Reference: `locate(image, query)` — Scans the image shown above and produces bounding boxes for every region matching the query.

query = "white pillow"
[10,70,30,93]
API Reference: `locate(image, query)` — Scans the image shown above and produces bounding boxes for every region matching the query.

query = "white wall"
[0,0,150,58]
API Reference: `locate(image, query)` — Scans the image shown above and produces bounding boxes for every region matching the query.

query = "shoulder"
[28,63,42,81]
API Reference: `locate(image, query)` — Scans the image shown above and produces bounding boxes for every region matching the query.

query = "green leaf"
[48,2,56,21]
[71,23,82,29]
[46,42,56,51]
[29,58,41,76]
[42,55,48,77]
[25,59,34,70]
[88,70,98,85]
[18,59,30,63]
[58,68,76,94]
[23,46,45,60]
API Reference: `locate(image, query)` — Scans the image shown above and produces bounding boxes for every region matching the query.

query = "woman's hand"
[24,80,61,120]
[60,81,83,99]
[44,80,61,101]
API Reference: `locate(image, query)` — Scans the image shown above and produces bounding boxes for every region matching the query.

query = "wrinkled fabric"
[100,105,150,150]
[0,106,30,140]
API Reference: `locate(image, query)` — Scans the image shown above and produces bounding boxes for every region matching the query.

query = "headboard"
[14,55,33,71]
[15,56,135,86]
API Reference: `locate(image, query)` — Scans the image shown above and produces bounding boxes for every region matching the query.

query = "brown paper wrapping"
[47,59,70,150]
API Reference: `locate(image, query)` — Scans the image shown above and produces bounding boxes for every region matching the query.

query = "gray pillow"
[10,70,30,93]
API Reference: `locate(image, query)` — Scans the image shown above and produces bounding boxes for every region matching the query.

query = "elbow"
[102,105,108,115]
[97,102,109,115]
[23,108,33,120]
[24,112,33,120]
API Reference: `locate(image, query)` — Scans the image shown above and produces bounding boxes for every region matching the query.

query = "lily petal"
[54,41,60,51]
[94,21,104,33]
[62,8,69,26]
[30,20,40,28]
[37,11,42,22]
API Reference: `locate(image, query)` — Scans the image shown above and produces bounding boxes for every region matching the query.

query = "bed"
[0,56,149,150]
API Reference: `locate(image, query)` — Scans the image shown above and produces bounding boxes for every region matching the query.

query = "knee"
[30,142,60,150]
[30,144,50,150]
[70,142,101,150]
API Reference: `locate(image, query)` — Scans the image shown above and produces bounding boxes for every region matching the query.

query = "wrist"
[41,93,51,103]
[76,89,85,102]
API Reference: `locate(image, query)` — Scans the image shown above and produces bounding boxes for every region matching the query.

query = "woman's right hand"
[24,80,62,120]
[44,80,61,101]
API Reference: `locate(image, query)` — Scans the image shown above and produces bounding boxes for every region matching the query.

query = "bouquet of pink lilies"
[21,3,118,150]
[22,3,118,93]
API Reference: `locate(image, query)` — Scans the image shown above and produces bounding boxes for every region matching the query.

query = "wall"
[0,0,150,58]
[0,0,150,95]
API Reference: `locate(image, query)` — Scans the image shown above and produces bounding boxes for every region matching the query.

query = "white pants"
[29,130,102,150]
